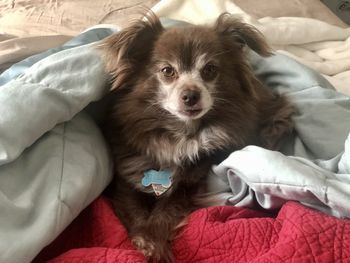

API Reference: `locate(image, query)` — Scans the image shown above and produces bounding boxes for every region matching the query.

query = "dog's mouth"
[182,108,202,116]
[176,107,206,119]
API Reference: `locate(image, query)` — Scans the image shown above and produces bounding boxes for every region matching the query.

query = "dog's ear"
[99,11,163,90]
[215,13,272,57]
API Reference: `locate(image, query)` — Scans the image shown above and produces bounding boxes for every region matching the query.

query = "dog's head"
[100,12,271,122]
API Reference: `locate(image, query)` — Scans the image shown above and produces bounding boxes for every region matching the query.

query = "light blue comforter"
[0,28,115,263]
[211,52,350,218]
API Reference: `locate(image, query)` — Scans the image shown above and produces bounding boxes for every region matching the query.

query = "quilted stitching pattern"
[34,198,350,263]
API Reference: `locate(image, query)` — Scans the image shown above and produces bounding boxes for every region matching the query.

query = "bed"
[1,1,350,262]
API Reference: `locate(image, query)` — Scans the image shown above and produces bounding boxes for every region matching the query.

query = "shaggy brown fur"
[99,12,294,263]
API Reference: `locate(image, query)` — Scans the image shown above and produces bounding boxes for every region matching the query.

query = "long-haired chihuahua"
[99,11,294,263]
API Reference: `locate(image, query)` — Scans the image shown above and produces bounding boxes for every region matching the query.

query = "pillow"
[233,0,347,27]
[0,0,157,36]
[0,0,346,37]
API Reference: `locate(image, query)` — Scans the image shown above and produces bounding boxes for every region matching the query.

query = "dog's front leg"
[109,180,155,231]
[132,163,211,263]
[131,206,180,263]
[131,190,193,263]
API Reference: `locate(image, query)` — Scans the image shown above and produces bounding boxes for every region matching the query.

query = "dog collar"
[142,169,172,196]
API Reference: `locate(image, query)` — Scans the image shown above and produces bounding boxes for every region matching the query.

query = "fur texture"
[99,12,294,263]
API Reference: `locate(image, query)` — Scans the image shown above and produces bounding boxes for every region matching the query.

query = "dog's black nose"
[181,89,200,106]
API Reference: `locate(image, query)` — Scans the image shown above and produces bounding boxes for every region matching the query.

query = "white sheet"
[0,35,71,73]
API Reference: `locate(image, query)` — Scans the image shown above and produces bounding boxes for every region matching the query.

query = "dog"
[99,11,294,263]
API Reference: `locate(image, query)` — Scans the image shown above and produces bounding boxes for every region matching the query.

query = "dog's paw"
[132,236,156,258]
[132,236,174,263]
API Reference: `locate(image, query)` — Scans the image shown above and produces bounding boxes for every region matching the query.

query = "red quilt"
[35,197,350,262]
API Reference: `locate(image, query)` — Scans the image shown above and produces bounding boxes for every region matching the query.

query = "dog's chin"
[173,107,210,121]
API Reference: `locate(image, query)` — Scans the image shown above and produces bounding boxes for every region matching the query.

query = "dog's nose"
[181,89,201,107]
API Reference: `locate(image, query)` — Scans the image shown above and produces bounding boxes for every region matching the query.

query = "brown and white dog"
[99,12,294,263]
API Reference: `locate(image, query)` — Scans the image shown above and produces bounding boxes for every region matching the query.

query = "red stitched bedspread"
[34,197,350,262]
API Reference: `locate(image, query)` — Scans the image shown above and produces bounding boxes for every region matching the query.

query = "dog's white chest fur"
[147,125,231,166]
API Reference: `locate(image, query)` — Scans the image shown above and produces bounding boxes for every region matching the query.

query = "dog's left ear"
[99,11,163,90]
[215,13,272,57]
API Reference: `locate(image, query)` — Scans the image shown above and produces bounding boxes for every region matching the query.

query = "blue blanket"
[0,28,115,263]
[211,51,350,218]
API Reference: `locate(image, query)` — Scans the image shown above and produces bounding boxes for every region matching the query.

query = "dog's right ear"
[215,13,272,57]
[99,11,163,90]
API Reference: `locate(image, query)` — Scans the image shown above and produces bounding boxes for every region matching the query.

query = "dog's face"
[101,12,271,123]
[151,27,223,121]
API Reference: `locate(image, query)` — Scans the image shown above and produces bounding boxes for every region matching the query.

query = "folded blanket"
[209,51,350,218]
[0,29,114,263]
[35,197,350,263]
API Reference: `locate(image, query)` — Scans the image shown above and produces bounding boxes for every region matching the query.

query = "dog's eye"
[161,66,175,78]
[201,64,218,81]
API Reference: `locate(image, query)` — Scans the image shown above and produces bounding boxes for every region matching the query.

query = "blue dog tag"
[142,169,172,187]
[142,169,172,195]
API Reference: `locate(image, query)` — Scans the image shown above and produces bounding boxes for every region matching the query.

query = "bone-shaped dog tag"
[142,169,172,195]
